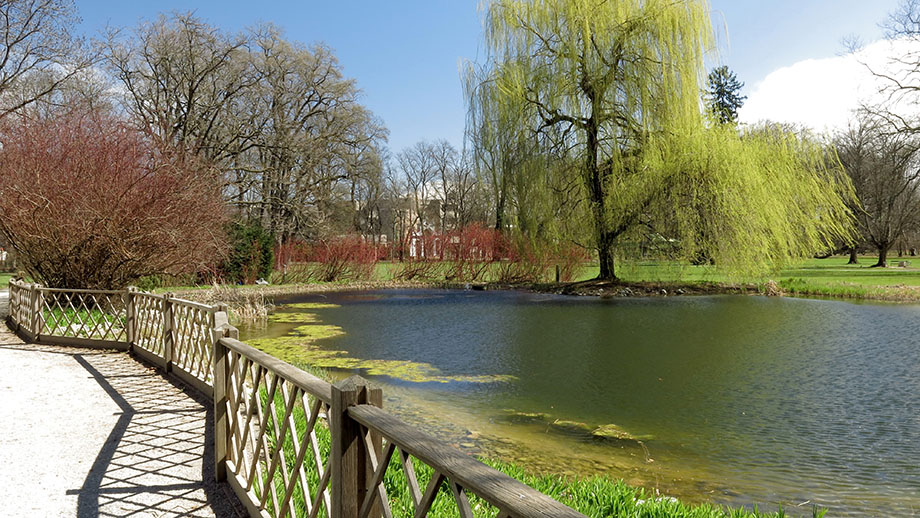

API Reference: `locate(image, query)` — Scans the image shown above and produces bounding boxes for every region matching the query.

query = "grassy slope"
[571,256,920,300]
[158,255,920,302]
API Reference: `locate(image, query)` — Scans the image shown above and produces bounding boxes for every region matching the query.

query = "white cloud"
[738,38,920,133]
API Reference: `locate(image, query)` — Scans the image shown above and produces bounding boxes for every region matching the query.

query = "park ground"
[6,255,919,302]
[145,254,920,304]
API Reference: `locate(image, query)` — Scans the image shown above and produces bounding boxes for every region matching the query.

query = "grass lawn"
[572,254,920,300]
[576,255,920,284]
[0,273,13,286]
[157,254,920,302]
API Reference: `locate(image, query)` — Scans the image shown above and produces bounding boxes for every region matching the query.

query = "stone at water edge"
[549,419,593,435]
[500,410,552,424]
[591,423,654,442]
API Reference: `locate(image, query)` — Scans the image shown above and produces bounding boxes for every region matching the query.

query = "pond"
[239,289,920,517]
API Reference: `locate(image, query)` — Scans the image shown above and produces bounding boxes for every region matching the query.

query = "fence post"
[330,376,383,518]
[163,293,174,373]
[125,287,137,348]
[30,284,43,339]
[216,304,238,339]
[10,283,20,332]
[211,310,232,483]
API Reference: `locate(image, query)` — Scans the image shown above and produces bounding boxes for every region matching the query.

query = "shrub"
[392,259,443,281]
[221,221,274,284]
[553,243,591,282]
[444,224,503,281]
[311,236,379,282]
[0,110,227,289]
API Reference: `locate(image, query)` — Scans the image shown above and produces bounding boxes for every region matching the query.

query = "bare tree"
[431,139,460,234]
[395,141,439,244]
[0,0,96,119]
[239,26,387,241]
[104,12,260,165]
[835,111,920,267]
[105,16,387,245]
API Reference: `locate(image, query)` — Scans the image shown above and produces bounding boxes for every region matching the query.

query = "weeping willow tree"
[464,64,587,251]
[474,0,855,280]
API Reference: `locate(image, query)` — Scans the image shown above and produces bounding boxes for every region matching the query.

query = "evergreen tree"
[706,65,747,124]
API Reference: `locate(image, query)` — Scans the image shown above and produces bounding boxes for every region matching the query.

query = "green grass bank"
[158,255,920,303]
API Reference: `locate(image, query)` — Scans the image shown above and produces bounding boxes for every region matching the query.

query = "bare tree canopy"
[104,12,258,162]
[0,0,96,119]
[104,13,389,244]
[835,111,920,267]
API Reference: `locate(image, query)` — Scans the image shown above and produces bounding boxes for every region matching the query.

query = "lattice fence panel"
[134,293,166,355]
[42,290,128,341]
[358,431,503,518]
[172,301,215,384]
[223,347,333,518]
[8,282,29,330]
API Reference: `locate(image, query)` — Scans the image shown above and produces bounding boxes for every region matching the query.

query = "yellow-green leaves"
[472,0,855,279]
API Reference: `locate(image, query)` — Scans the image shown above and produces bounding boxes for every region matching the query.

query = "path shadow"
[65,352,245,518]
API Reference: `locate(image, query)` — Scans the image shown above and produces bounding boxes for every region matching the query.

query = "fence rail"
[6,279,587,518]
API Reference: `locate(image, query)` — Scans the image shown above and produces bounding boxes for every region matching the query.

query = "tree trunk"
[872,244,889,268]
[597,237,616,280]
[584,111,617,281]
[847,248,859,265]
[494,192,505,231]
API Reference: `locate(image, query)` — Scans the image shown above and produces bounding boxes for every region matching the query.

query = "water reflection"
[241,289,920,517]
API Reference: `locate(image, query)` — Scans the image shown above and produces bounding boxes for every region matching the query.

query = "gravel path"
[0,325,245,517]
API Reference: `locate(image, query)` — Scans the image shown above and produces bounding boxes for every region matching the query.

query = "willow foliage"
[473,0,855,279]
[650,125,856,276]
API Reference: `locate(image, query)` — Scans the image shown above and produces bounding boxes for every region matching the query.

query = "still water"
[241,289,920,516]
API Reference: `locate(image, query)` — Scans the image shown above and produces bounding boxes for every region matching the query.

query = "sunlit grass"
[157,254,920,302]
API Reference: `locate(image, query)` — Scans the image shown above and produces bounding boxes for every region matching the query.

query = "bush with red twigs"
[495,239,589,283]
[0,110,227,289]
[443,224,504,281]
[309,236,380,282]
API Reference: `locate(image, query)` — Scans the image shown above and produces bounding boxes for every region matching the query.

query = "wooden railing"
[6,279,587,518]
[6,280,218,396]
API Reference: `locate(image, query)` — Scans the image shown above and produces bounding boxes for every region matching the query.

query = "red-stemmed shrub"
[444,224,503,281]
[495,240,589,283]
[0,110,227,289]
[310,236,380,282]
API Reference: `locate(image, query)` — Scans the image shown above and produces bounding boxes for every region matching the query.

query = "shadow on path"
[64,352,245,518]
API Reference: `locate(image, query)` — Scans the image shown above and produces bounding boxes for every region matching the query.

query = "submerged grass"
[257,388,824,518]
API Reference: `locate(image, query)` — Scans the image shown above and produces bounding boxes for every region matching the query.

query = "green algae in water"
[249,322,515,384]
[284,302,341,309]
[268,312,322,323]
[290,324,345,339]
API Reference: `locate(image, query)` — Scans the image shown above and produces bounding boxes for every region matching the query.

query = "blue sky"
[76,0,903,152]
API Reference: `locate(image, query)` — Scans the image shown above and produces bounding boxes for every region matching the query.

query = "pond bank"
[235,289,920,517]
[169,277,917,311]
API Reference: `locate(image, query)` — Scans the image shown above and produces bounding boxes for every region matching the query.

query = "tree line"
[0,0,918,288]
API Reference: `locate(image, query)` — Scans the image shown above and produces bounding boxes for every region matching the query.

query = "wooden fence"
[6,279,586,518]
